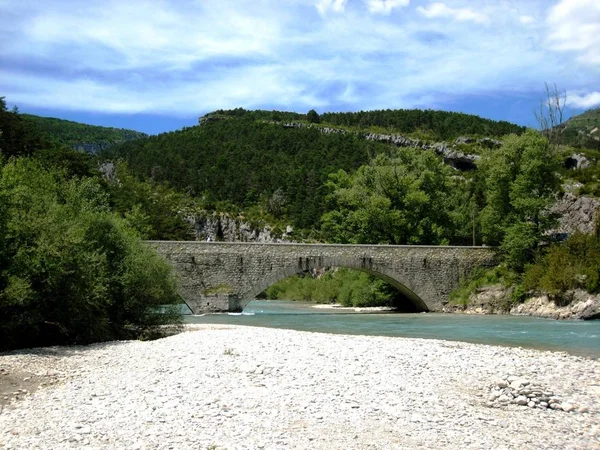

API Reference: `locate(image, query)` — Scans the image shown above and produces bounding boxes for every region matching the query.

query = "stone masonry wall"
[147,242,496,314]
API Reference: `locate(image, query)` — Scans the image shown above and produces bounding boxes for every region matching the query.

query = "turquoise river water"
[183,300,600,359]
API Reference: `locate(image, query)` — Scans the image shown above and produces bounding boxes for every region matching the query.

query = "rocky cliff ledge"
[510,291,600,320]
[185,212,292,243]
[281,122,484,170]
[551,193,600,235]
[444,285,600,320]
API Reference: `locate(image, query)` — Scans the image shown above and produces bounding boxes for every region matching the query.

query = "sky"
[1,0,599,135]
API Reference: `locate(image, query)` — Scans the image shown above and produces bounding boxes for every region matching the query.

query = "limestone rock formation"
[564,153,591,170]
[551,193,600,235]
[510,291,600,320]
[186,212,291,243]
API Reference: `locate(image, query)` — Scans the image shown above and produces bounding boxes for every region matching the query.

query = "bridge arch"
[146,241,496,314]
[241,257,429,312]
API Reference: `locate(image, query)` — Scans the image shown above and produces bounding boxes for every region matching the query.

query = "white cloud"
[0,0,597,121]
[546,0,600,65]
[568,91,600,109]
[519,15,535,24]
[417,2,487,23]
[365,0,410,15]
[316,0,347,15]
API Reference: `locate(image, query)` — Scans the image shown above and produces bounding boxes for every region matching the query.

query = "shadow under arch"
[240,260,430,313]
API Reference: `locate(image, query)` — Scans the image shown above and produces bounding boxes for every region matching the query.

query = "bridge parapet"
[146,241,496,314]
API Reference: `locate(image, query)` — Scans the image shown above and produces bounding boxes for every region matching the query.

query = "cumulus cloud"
[417,2,487,23]
[365,0,410,15]
[519,15,535,25]
[546,0,600,65]
[568,91,600,109]
[316,0,347,15]
[0,0,597,121]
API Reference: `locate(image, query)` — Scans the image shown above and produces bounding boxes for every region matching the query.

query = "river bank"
[443,287,600,320]
[1,325,599,449]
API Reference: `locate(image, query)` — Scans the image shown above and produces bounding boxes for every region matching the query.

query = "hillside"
[561,108,600,149]
[103,108,526,231]
[20,114,147,153]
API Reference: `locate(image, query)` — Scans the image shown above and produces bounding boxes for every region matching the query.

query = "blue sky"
[1,0,599,135]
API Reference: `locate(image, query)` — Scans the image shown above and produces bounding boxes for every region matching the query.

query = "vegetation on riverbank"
[261,268,413,309]
[2,93,600,327]
[0,99,182,350]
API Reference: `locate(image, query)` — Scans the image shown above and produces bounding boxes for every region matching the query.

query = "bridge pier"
[146,242,496,314]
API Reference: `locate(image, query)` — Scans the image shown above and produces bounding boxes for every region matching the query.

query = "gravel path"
[1,325,599,449]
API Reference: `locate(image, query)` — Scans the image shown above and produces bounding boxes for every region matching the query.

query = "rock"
[515,396,528,406]
[498,394,511,403]
[528,401,536,408]
[564,154,591,170]
[510,291,600,320]
[510,380,523,390]
[186,212,289,243]
[561,403,575,412]
[551,193,600,235]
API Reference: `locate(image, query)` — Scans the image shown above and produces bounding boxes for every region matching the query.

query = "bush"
[522,232,600,296]
[0,159,181,350]
[263,268,397,307]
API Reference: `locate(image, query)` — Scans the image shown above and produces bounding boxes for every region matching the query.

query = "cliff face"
[444,286,600,320]
[185,212,292,243]
[282,122,485,170]
[551,193,600,235]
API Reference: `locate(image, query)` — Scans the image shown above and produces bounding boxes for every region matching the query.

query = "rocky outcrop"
[443,285,511,315]
[280,122,484,170]
[564,153,591,170]
[185,212,292,243]
[510,291,600,320]
[551,193,600,235]
[445,286,600,320]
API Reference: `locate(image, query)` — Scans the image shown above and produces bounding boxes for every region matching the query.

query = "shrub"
[0,159,181,350]
[522,232,600,297]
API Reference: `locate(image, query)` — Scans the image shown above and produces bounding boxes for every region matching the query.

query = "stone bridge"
[147,242,496,314]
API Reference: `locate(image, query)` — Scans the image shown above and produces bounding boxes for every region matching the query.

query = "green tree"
[321,148,455,245]
[0,159,181,350]
[478,129,561,270]
[307,109,320,124]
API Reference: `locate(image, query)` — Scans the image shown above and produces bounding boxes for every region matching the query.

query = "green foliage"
[0,159,181,350]
[320,109,525,139]
[560,107,600,149]
[478,129,562,270]
[523,233,600,296]
[262,268,403,308]
[320,148,457,245]
[570,161,600,197]
[104,161,193,240]
[106,108,525,231]
[20,114,147,150]
[103,118,391,229]
[449,267,502,306]
[307,109,320,124]
[0,101,49,158]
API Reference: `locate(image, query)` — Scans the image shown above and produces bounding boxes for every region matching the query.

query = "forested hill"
[560,108,600,149]
[20,114,147,154]
[201,107,525,140]
[103,108,526,230]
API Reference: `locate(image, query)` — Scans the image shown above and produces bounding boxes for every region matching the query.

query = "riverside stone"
[1,326,599,449]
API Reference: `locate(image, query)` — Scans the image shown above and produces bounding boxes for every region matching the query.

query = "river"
[183,300,600,358]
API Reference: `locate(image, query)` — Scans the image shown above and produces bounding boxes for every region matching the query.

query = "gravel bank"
[1,325,599,449]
